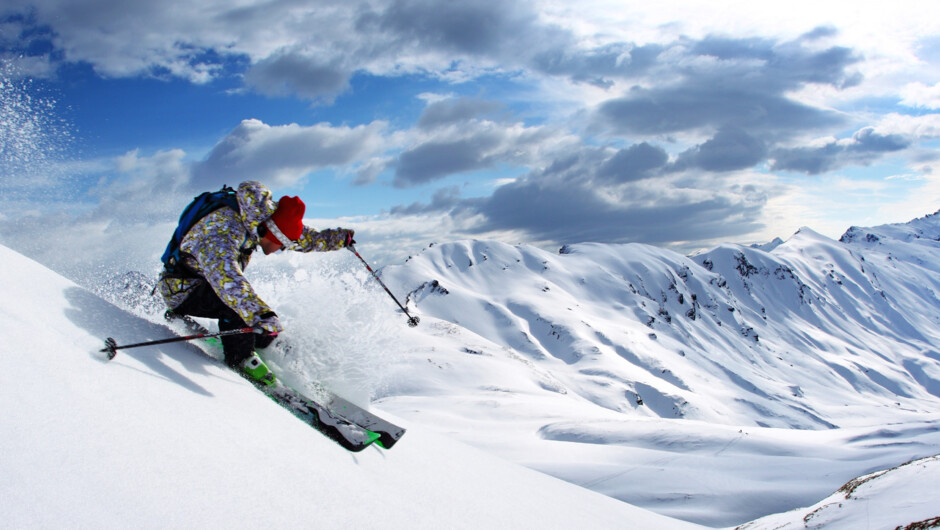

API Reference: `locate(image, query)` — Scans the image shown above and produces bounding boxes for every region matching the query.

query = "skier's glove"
[254,312,283,336]
[342,229,356,248]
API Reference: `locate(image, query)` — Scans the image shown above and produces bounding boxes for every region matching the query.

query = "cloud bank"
[2,0,939,273]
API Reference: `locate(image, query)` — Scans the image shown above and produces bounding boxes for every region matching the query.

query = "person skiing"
[158,180,354,387]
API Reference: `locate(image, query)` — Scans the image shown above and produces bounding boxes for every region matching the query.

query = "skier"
[158,180,354,387]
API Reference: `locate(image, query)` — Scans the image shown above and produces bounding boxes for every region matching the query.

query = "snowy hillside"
[384,216,940,428]
[0,244,692,529]
[8,211,940,529]
[740,454,940,529]
[372,212,940,526]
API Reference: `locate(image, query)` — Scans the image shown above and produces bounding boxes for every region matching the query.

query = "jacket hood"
[235,181,278,239]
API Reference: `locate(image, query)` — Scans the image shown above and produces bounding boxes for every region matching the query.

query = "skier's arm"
[288,226,354,253]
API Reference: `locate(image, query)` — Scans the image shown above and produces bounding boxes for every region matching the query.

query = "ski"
[164,312,405,450]
[307,386,406,449]
[266,382,381,452]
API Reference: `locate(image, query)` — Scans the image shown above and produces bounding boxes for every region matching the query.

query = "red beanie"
[265,196,305,245]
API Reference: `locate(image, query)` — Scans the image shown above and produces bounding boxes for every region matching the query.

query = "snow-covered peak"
[840,209,940,247]
[384,223,940,428]
[378,213,940,525]
[750,236,785,253]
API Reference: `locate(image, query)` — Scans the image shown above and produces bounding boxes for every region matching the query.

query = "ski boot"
[239,352,277,388]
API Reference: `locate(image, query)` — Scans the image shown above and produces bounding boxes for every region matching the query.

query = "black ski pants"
[172,279,275,367]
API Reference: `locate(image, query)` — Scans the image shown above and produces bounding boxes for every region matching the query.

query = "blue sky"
[2,0,940,275]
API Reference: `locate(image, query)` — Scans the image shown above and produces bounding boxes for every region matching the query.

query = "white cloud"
[7,0,929,98]
[394,119,574,187]
[900,82,940,110]
[4,0,940,277]
[193,119,389,188]
[873,113,940,139]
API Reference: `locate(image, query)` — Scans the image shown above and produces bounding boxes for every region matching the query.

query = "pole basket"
[102,338,119,360]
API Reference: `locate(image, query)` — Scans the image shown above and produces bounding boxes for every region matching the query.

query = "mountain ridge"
[371,211,940,524]
[382,212,940,429]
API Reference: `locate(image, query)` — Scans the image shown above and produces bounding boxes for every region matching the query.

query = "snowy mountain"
[374,212,940,526]
[384,216,940,429]
[4,211,940,529]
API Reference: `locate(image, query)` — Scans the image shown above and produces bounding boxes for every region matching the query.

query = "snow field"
[0,244,693,529]
[5,210,940,529]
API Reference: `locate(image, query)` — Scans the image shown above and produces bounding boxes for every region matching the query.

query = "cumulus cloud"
[3,0,239,82]
[352,156,394,186]
[771,117,940,175]
[388,141,768,249]
[389,186,465,216]
[900,82,940,110]
[473,161,766,247]
[244,48,352,102]
[6,0,864,105]
[395,137,499,187]
[597,142,669,183]
[193,118,387,188]
[2,0,562,92]
[873,113,940,139]
[673,128,768,173]
[359,0,542,56]
[4,0,937,262]
[417,97,503,130]
[393,97,574,188]
[593,34,859,138]
[532,42,663,89]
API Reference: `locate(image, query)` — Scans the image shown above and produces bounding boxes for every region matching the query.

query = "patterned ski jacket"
[159,180,351,328]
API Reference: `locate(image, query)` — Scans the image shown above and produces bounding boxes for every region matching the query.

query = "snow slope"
[740,454,940,530]
[0,244,695,529]
[7,211,940,529]
[372,212,940,526]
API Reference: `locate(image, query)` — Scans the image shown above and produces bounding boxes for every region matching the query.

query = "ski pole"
[347,244,420,327]
[101,327,256,361]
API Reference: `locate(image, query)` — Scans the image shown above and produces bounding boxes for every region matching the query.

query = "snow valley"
[2,211,940,529]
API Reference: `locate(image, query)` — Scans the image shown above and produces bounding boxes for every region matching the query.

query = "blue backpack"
[161,185,240,275]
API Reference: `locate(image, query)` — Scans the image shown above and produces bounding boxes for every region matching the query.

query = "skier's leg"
[171,280,258,367]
